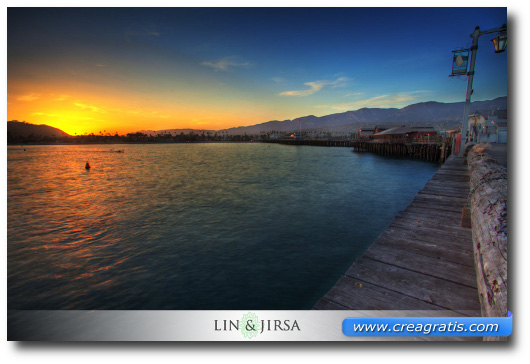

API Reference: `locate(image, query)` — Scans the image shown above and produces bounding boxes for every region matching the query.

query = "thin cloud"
[16,92,40,101]
[111,108,170,119]
[74,103,105,113]
[191,116,216,125]
[316,91,431,111]
[201,57,251,71]
[52,94,70,101]
[279,77,348,97]
[342,92,364,98]
[32,111,94,120]
[124,28,161,41]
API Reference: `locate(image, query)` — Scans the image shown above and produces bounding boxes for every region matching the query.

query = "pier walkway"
[314,156,481,315]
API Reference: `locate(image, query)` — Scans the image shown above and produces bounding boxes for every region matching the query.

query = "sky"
[7,7,507,135]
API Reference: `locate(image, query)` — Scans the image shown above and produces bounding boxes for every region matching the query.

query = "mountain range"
[7,96,507,137]
[219,96,507,135]
[218,96,507,135]
[7,120,70,138]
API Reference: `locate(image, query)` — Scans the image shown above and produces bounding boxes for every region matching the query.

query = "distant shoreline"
[7,140,262,146]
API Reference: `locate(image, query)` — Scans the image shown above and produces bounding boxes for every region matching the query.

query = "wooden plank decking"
[314,156,481,315]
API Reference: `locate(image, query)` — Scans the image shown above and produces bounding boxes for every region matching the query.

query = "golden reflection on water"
[8,143,440,310]
[8,144,140,308]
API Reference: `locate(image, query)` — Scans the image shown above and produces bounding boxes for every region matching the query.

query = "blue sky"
[7,7,507,133]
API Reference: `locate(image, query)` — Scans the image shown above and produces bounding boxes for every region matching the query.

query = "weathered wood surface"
[467,145,508,325]
[314,156,481,318]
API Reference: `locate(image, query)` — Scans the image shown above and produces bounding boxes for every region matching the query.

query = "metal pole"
[458,24,506,157]
[299,119,301,139]
[459,26,480,157]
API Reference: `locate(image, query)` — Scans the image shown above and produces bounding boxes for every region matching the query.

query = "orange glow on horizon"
[7,82,274,135]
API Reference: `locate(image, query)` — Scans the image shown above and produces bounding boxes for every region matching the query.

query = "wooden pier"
[262,139,452,163]
[352,141,452,163]
[263,139,355,147]
[314,156,480,315]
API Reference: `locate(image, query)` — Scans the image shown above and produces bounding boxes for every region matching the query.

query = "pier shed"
[373,125,393,134]
[372,126,438,143]
[357,128,376,141]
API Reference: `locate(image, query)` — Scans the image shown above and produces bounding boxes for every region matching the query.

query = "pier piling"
[262,139,451,163]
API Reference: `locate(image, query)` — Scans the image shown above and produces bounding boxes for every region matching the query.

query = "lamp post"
[458,24,507,157]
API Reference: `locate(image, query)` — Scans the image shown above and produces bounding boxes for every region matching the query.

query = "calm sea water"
[7,143,439,310]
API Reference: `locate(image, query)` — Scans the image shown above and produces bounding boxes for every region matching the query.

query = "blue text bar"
[342,312,512,337]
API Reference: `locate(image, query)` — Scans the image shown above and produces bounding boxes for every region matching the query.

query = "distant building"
[446,127,461,140]
[372,125,437,142]
[493,117,508,144]
[467,110,507,143]
[467,112,487,142]
[373,125,394,134]
[288,132,304,140]
[358,128,375,140]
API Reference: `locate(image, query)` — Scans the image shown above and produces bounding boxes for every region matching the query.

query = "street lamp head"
[492,24,507,53]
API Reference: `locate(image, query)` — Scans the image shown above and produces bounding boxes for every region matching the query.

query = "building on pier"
[357,128,376,140]
[372,125,438,143]
[467,110,507,144]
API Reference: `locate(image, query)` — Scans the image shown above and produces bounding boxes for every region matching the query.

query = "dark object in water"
[85,162,91,170]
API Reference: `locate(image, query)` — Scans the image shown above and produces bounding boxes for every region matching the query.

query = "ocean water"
[7,143,439,310]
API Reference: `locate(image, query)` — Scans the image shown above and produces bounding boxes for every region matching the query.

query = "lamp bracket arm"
[479,27,507,36]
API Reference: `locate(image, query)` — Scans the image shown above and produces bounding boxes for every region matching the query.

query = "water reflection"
[8,143,439,310]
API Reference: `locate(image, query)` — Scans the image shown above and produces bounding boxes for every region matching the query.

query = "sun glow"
[8,7,507,136]
[7,83,270,135]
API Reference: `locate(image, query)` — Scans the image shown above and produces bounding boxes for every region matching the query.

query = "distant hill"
[7,120,70,140]
[9,96,507,140]
[218,96,507,135]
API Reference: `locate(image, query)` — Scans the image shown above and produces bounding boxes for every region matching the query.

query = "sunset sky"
[7,7,507,135]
